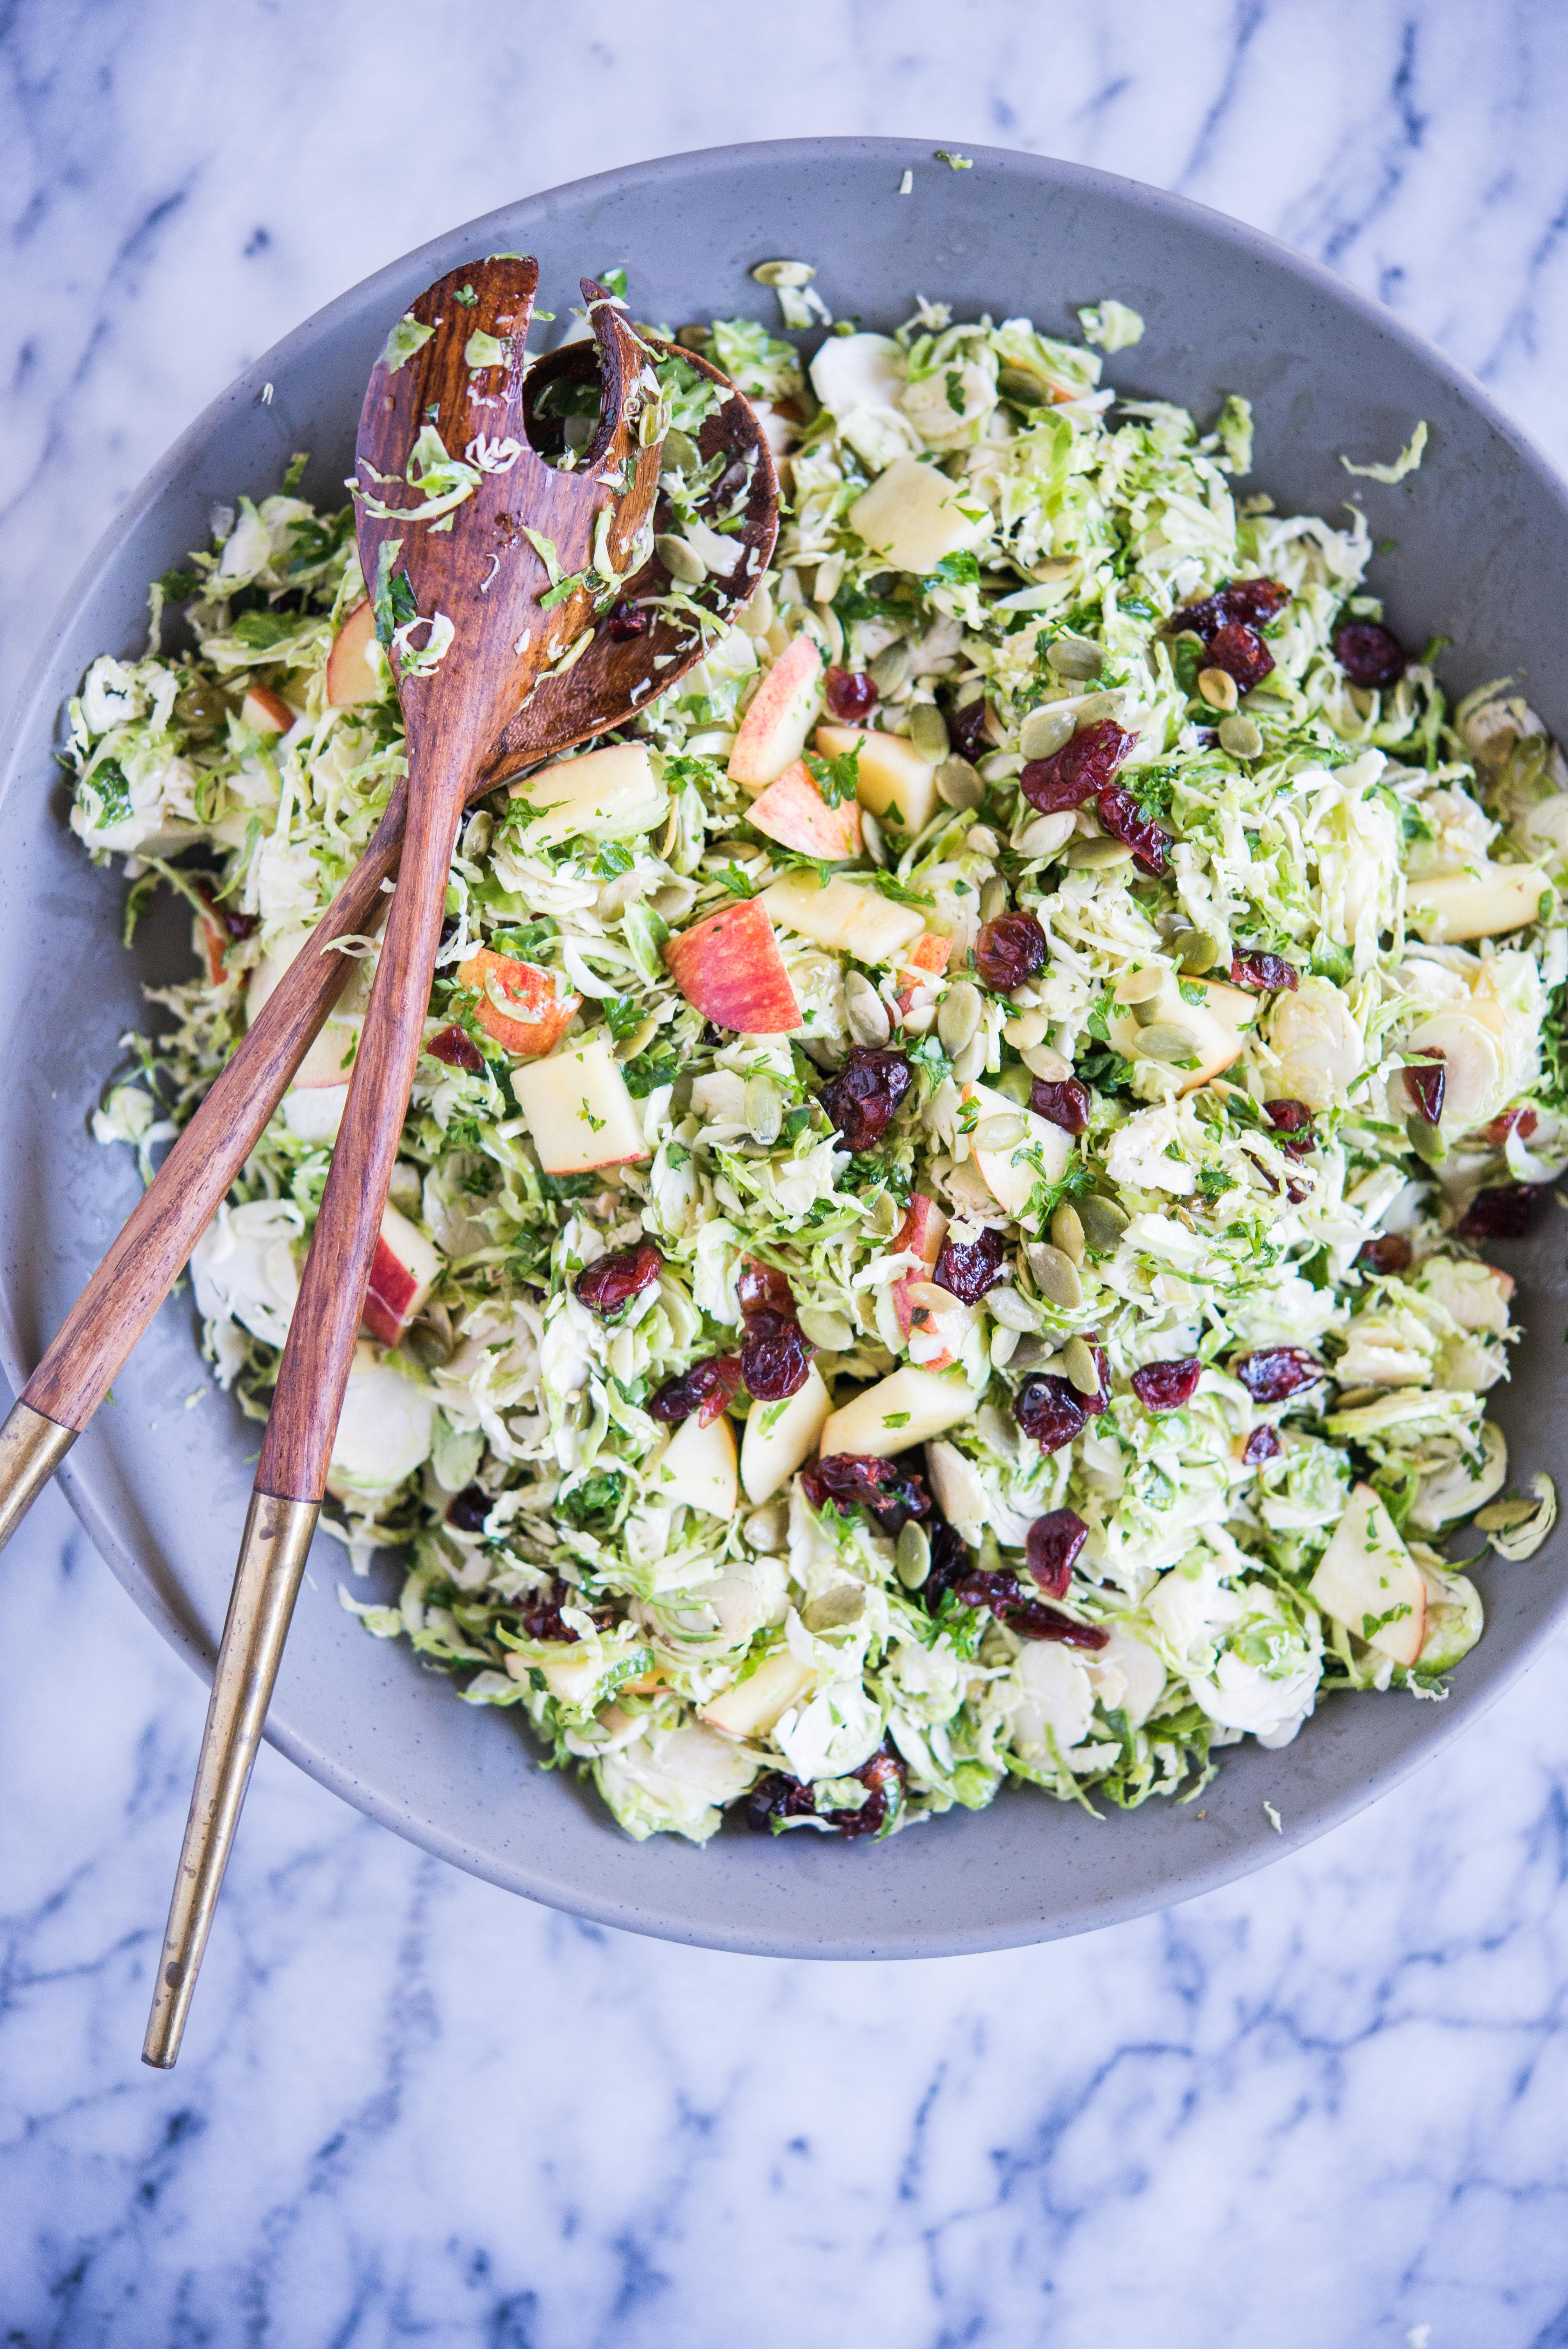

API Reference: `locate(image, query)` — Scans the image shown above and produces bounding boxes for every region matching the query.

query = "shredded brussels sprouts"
[71,296,1564,1847]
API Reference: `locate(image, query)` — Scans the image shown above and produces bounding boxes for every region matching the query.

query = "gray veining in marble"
[3,2,1568,2341]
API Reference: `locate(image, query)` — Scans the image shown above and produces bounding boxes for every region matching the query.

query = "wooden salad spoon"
[109,262,777,2067]
[0,304,777,1561]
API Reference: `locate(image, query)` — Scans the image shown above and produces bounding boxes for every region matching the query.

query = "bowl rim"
[5,133,1567,1958]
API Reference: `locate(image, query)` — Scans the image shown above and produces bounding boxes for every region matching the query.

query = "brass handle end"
[0,1401,77,1555]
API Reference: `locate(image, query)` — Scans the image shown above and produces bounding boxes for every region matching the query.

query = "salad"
[70,286,1563,1847]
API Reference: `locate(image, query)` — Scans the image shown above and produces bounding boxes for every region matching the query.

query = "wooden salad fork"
[122,262,777,2067]
[0,308,776,1558]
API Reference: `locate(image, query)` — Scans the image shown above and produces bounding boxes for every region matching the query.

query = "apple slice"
[282,1085,348,1144]
[1108,976,1256,1097]
[699,1647,816,1739]
[728,634,823,790]
[510,1037,649,1174]
[665,897,801,1033]
[895,930,953,1015]
[963,1079,1073,1218]
[241,682,295,735]
[506,739,666,854]
[847,455,987,576]
[326,1340,438,1499]
[456,946,581,1057]
[741,1364,832,1505]
[1407,864,1551,943]
[246,927,374,1088]
[818,1364,986,1460]
[761,870,927,966]
[747,759,862,861]
[362,1202,443,1346]
[1308,1481,1428,1666]
[890,1193,951,1353]
[815,723,941,839]
[650,1410,739,1518]
[325,599,381,708]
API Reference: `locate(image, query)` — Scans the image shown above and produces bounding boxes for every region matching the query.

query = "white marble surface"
[4,2,1568,2339]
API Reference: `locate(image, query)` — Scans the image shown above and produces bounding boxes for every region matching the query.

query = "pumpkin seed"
[861,809,889,866]
[656,533,707,584]
[1171,926,1222,974]
[751,258,816,287]
[1474,1495,1539,1532]
[408,1322,453,1368]
[845,971,893,1047]
[1050,1201,1085,1262]
[990,1326,1019,1368]
[1114,966,1166,1007]
[1196,665,1238,711]
[1016,810,1077,861]
[736,581,775,638]
[1046,633,1103,681]
[895,1520,932,1588]
[992,1063,1033,1106]
[987,1287,1038,1331]
[908,701,950,760]
[743,1501,789,1553]
[745,1073,784,1145]
[661,426,700,474]
[967,824,1000,857]
[1003,1007,1049,1050]
[1136,1021,1201,1064]
[1406,1112,1449,1166]
[1009,1334,1048,1371]
[1077,1193,1130,1250]
[980,753,1023,784]
[1063,837,1135,871]
[1063,1335,1103,1395]
[613,1012,663,1063]
[870,641,911,694]
[974,1112,1025,1150]
[804,1586,864,1630]
[874,1189,905,1235]
[1028,1243,1083,1311]
[1022,1041,1072,1081]
[979,876,1010,923]
[1073,689,1130,727]
[1132,993,1171,1029]
[796,1303,854,1351]
[674,324,709,351]
[650,877,698,922]
[1217,713,1264,758]
[176,680,233,728]
[1019,704,1077,761]
[936,755,985,810]
[937,980,983,1055]
[813,551,845,607]
[951,1033,988,1085]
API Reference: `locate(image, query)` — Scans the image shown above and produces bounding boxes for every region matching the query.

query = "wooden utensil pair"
[0,255,778,2064]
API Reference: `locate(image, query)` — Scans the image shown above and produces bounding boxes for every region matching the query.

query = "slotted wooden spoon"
[125,263,775,2066]
[0,311,776,1555]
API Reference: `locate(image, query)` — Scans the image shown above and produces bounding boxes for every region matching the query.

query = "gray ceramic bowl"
[3,138,1565,1958]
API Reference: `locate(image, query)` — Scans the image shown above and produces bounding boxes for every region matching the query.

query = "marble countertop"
[4,2,1568,2340]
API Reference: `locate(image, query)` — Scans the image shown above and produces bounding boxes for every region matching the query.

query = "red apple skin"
[363,1234,420,1346]
[890,1194,951,1356]
[896,930,953,1015]
[456,948,581,1057]
[326,600,381,708]
[747,760,862,861]
[664,898,802,1034]
[241,682,294,734]
[728,634,823,789]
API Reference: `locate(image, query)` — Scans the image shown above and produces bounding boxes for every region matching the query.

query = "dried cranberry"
[819,1046,912,1153]
[746,1772,819,1832]
[1485,1106,1538,1146]
[1402,1059,1446,1125]
[1457,1184,1545,1241]
[921,1520,972,1616]
[1021,720,1134,813]
[216,905,259,941]
[574,1241,663,1316]
[1233,1346,1323,1403]
[1205,622,1275,693]
[738,1258,794,1317]
[1014,1374,1090,1452]
[1230,950,1299,994]
[1243,1426,1281,1465]
[1025,1507,1088,1597]
[1029,1076,1090,1134]
[747,1747,908,1838]
[429,1023,485,1071]
[952,1565,1024,1617]
[1008,1600,1110,1649]
[974,911,1048,993]
[825,665,876,722]
[1172,577,1289,643]
[1334,620,1406,690]
[608,601,649,640]
[740,1309,813,1401]
[801,1452,932,1536]
[1095,785,1172,875]
[1264,1099,1313,1134]
[517,1577,581,1643]
[649,1353,743,1426]
[445,1483,492,1532]
[1357,1232,1412,1275]
[934,1224,1007,1304]
[947,699,991,763]
[1131,1356,1203,1412]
